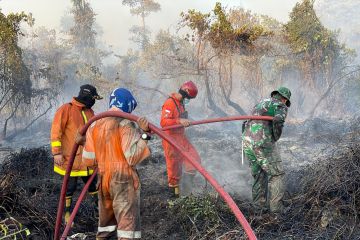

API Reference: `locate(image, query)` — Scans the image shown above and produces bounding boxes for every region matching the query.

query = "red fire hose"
[60,168,98,239]
[162,115,273,131]
[55,112,270,240]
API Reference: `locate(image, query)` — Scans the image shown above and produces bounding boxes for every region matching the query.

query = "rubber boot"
[169,186,180,198]
[64,196,74,227]
[89,191,99,218]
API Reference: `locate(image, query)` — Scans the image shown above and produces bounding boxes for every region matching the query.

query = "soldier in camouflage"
[242,87,291,213]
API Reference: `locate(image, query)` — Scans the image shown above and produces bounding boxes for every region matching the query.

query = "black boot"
[89,191,99,218]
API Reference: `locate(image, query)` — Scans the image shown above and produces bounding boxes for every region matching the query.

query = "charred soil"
[0,118,359,239]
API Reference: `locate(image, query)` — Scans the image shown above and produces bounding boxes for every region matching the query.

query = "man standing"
[82,88,151,239]
[160,81,201,197]
[242,87,291,213]
[50,84,102,224]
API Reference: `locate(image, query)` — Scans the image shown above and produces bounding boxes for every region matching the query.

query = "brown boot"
[64,196,74,227]
[169,186,180,198]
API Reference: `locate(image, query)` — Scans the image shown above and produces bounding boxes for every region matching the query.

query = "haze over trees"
[122,0,161,49]
[0,0,359,139]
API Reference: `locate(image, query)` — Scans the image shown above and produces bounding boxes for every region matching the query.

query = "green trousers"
[243,141,285,213]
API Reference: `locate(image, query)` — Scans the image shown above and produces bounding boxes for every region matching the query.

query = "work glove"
[261,162,269,172]
[178,118,191,127]
[180,111,188,119]
[137,117,150,132]
[272,115,284,141]
[75,130,86,145]
[54,154,64,166]
[242,120,247,134]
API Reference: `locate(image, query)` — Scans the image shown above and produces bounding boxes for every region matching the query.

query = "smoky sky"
[1,0,298,52]
[1,0,358,59]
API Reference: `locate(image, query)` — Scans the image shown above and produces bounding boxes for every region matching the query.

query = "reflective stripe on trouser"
[96,173,141,239]
[243,140,285,212]
[162,133,201,187]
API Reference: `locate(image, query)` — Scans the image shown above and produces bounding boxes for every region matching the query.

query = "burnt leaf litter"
[0,118,360,239]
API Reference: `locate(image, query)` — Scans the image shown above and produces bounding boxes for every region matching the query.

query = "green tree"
[69,0,98,61]
[181,2,271,115]
[122,0,161,49]
[0,10,33,138]
[68,0,103,84]
[285,0,357,116]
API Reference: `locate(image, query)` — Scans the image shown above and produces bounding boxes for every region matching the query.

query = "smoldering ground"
[1,0,360,239]
[1,116,360,239]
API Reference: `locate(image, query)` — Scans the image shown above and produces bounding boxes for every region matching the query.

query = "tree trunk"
[196,38,202,74]
[2,100,21,139]
[204,70,227,117]
[308,68,360,117]
[141,0,147,50]
[218,56,247,115]
[5,103,53,140]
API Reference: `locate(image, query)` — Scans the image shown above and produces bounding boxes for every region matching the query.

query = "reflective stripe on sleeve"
[82,150,95,159]
[117,230,141,238]
[98,225,117,232]
[51,141,62,147]
[54,166,93,177]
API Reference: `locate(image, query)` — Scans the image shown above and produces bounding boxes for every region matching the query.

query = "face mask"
[179,89,190,99]
[183,98,190,105]
[76,95,95,109]
[85,98,96,108]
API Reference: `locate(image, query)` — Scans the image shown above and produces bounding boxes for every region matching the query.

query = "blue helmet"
[109,88,137,113]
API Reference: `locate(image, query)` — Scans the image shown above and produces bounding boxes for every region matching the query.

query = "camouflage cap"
[271,86,291,107]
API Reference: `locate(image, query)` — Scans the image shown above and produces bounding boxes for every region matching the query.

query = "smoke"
[2,1,360,200]
[315,0,360,64]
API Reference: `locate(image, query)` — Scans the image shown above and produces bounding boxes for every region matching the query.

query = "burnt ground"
[0,117,360,239]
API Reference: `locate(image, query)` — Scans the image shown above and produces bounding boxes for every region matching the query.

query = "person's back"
[243,97,288,147]
[85,116,149,190]
[82,88,151,239]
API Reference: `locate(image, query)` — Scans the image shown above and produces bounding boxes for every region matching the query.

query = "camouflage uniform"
[242,87,290,213]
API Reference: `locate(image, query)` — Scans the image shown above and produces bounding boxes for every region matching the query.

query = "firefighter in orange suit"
[82,88,151,239]
[160,81,201,197]
[50,84,102,225]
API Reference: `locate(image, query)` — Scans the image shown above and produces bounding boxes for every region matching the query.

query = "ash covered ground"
[0,117,360,239]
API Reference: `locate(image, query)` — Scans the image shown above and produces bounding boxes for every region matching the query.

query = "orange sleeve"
[82,123,97,168]
[160,99,179,127]
[89,108,95,118]
[121,122,150,166]
[50,104,69,155]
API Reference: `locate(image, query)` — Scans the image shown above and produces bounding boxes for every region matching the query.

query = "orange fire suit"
[160,93,201,187]
[50,98,95,177]
[82,109,150,239]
